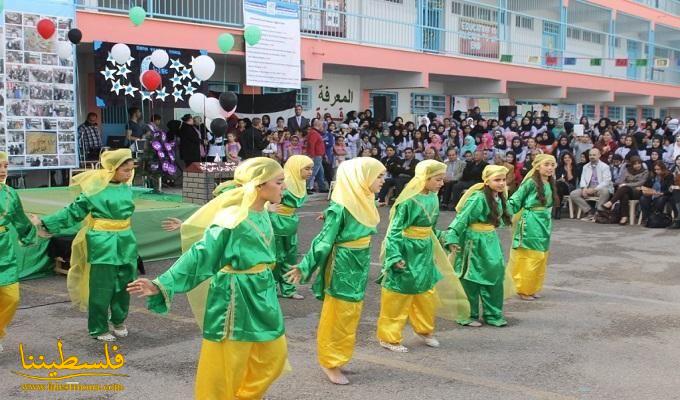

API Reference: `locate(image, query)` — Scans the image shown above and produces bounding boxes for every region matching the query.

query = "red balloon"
[140,70,162,91]
[36,19,56,40]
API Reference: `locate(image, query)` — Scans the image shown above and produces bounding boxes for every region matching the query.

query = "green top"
[297,202,377,302]
[382,193,443,294]
[508,179,553,252]
[0,184,37,286]
[444,192,506,285]
[41,184,137,266]
[269,189,307,236]
[147,210,284,342]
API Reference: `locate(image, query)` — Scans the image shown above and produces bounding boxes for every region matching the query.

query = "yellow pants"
[509,248,549,296]
[317,295,363,369]
[195,335,288,400]
[0,283,20,339]
[376,288,436,344]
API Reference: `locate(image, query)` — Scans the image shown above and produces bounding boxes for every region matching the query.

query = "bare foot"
[602,201,612,209]
[519,294,535,301]
[466,321,482,327]
[532,293,542,299]
[322,367,349,385]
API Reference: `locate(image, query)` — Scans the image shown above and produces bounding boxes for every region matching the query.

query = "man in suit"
[570,147,613,221]
[287,105,309,133]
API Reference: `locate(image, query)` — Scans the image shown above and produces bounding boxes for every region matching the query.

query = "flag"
[527,55,540,64]
[545,56,558,66]
[500,54,513,62]
[224,90,298,123]
[590,58,602,66]
[635,59,648,67]
[654,58,670,68]
[564,57,576,65]
[615,58,628,67]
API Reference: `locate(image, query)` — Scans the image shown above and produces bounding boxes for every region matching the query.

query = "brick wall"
[182,171,235,204]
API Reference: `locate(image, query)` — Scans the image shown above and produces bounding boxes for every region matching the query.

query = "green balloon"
[129,6,146,26]
[244,25,262,46]
[218,33,235,53]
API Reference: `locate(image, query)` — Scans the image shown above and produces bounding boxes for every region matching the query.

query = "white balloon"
[188,93,207,114]
[55,41,72,60]
[150,49,169,68]
[192,55,215,81]
[111,43,131,65]
[205,97,223,120]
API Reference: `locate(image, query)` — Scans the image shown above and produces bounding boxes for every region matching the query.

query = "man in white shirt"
[569,148,613,221]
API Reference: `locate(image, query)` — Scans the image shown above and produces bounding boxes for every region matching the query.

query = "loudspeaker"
[373,96,391,123]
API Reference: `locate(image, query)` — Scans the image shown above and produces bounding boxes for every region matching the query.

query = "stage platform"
[12,187,199,281]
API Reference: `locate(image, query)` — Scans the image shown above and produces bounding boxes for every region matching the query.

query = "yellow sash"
[92,218,131,231]
[469,223,495,232]
[220,263,273,274]
[337,236,371,249]
[528,207,547,211]
[402,226,431,239]
[276,205,296,217]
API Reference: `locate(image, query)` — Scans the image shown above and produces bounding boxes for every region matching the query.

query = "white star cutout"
[170,58,184,71]
[124,84,139,97]
[140,90,153,101]
[189,56,197,66]
[183,84,196,96]
[192,76,202,85]
[106,52,116,64]
[116,65,131,79]
[170,73,183,87]
[155,87,169,101]
[100,66,115,81]
[125,56,135,66]
[110,79,123,95]
[172,88,184,102]
[180,67,192,79]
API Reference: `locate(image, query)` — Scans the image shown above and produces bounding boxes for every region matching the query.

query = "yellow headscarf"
[0,151,7,184]
[521,154,556,184]
[70,149,134,195]
[283,155,313,198]
[455,165,509,213]
[212,180,239,197]
[331,157,385,227]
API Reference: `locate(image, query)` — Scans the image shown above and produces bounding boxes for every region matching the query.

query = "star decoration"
[124,84,139,97]
[172,87,184,102]
[125,56,135,66]
[170,73,183,87]
[192,76,202,85]
[170,58,184,71]
[189,56,197,66]
[140,90,153,101]
[183,84,196,96]
[116,65,131,79]
[180,67,192,79]
[110,79,123,95]
[100,66,116,81]
[106,52,116,64]
[155,87,169,101]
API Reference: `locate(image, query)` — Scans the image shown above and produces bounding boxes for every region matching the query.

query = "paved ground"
[1,194,679,400]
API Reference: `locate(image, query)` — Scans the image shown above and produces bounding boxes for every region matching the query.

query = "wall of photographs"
[1,10,77,169]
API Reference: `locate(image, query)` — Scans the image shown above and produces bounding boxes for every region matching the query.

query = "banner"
[459,18,498,59]
[244,0,301,89]
[209,90,297,124]
[1,10,78,170]
[93,41,207,107]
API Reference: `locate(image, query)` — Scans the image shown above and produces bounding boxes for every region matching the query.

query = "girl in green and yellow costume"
[39,149,136,341]
[128,157,288,400]
[507,154,558,301]
[377,160,469,352]
[270,155,313,299]
[286,157,386,385]
[0,151,37,352]
[444,165,514,327]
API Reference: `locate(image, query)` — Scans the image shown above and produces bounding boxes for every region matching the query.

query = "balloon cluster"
[188,92,237,137]
[35,18,83,61]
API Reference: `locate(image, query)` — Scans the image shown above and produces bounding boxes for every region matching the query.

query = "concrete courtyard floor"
[1,195,679,399]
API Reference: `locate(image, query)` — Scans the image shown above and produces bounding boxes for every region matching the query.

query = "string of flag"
[499,54,672,68]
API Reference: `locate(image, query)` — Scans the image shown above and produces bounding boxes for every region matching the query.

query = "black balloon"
[210,118,228,137]
[67,28,82,45]
[219,91,238,112]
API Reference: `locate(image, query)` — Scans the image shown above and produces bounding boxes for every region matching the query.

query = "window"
[462,3,475,17]
[599,105,605,118]
[263,86,311,109]
[543,21,560,35]
[607,106,622,120]
[370,91,398,121]
[515,15,534,30]
[452,1,496,22]
[591,32,602,45]
[614,37,621,48]
[567,27,581,40]
[207,81,240,93]
[660,109,668,119]
[385,0,403,3]
[451,1,462,14]
[411,93,446,116]
[625,107,638,121]
[102,106,127,124]
[641,107,656,119]
[582,104,595,119]
[582,30,591,42]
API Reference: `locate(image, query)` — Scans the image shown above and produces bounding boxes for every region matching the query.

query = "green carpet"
[13,187,199,281]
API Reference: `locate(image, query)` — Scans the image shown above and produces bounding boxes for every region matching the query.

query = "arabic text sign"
[459,18,499,59]
[316,84,354,108]
[244,0,301,89]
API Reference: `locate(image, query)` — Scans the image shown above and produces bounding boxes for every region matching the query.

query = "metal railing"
[632,0,680,16]
[75,0,680,84]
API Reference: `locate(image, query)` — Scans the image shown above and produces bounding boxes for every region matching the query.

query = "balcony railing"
[632,0,680,16]
[75,0,680,85]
